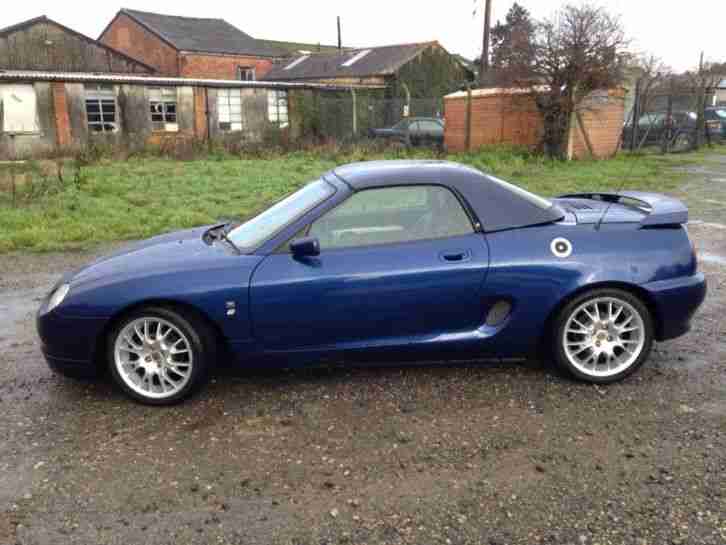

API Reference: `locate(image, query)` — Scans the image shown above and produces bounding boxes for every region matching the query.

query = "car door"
[407,121,422,146]
[418,119,444,146]
[249,185,490,351]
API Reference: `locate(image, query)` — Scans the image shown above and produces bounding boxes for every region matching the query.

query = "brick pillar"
[51,82,72,148]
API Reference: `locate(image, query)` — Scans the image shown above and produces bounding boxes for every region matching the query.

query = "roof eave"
[0,70,386,89]
[178,49,283,59]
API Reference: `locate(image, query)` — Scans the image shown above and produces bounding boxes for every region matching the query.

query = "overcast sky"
[5,1,725,72]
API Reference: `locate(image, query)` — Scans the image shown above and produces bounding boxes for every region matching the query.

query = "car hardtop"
[326,160,565,233]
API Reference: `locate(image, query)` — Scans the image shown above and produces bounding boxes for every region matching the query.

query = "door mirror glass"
[290,236,320,258]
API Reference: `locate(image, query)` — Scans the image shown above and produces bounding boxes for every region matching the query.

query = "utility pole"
[480,0,492,86]
[337,16,342,50]
[696,51,706,149]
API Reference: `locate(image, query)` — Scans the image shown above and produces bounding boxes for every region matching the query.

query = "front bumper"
[36,309,109,376]
[643,272,707,341]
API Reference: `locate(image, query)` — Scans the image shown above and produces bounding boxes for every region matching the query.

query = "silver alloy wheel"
[113,317,193,399]
[562,296,646,378]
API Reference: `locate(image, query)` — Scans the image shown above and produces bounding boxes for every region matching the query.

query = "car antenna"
[594,152,640,232]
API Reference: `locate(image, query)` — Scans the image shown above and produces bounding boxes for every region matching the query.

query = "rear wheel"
[553,289,654,383]
[108,306,214,405]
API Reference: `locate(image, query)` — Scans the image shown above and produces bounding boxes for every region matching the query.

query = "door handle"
[440,250,471,263]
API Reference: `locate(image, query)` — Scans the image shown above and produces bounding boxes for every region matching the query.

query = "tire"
[107,306,215,405]
[553,288,654,384]
[671,132,694,153]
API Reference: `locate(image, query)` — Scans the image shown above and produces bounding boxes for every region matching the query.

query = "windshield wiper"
[214,223,241,254]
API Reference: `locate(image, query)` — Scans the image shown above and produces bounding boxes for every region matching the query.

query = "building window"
[85,84,117,133]
[0,84,39,134]
[217,89,243,131]
[149,87,178,131]
[237,66,256,81]
[267,90,288,126]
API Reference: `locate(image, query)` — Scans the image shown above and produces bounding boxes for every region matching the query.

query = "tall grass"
[0,144,704,253]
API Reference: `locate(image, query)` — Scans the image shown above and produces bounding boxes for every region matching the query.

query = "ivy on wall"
[389,45,474,99]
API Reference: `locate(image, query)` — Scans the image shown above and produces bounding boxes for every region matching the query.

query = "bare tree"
[632,54,670,116]
[625,54,671,150]
[492,3,628,158]
[685,59,726,149]
[533,4,629,158]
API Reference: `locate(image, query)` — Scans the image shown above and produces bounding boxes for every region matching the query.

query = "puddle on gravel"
[0,284,48,351]
[700,253,726,267]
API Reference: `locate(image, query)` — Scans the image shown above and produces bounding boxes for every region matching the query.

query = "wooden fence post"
[575,111,595,158]
[351,88,358,138]
[465,85,472,152]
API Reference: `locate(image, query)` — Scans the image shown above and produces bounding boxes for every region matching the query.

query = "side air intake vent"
[486,301,512,327]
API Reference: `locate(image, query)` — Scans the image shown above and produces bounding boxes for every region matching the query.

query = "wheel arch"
[539,281,662,355]
[92,298,229,374]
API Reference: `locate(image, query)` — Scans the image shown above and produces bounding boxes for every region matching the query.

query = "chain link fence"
[291,93,444,145]
[622,82,726,153]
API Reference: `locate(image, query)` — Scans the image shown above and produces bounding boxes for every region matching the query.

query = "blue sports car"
[37,161,707,405]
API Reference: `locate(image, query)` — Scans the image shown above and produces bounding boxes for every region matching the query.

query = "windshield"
[487,175,553,210]
[713,109,726,119]
[227,179,335,250]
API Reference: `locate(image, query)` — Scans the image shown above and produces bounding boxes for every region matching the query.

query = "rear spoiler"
[558,191,688,226]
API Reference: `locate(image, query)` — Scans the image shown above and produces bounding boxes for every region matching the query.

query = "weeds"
[0,143,716,253]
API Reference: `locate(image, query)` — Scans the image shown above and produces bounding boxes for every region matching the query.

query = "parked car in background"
[706,107,726,139]
[622,109,724,151]
[368,117,445,147]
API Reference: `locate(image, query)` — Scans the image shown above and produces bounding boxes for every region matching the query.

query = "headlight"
[46,284,70,313]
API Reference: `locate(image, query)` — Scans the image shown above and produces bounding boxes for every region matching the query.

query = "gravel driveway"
[1,158,725,545]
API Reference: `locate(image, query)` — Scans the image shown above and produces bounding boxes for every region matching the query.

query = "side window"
[308,185,473,250]
[419,120,443,133]
[149,87,178,132]
[218,89,242,132]
[638,113,664,129]
[268,90,289,127]
[85,84,118,133]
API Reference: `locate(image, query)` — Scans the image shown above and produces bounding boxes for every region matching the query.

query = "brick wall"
[51,82,72,148]
[179,53,274,80]
[100,13,180,76]
[444,88,625,159]
[569,89,626,159]
[444,90,540,152]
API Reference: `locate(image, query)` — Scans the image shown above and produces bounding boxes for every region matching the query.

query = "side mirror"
[290,236,320,258]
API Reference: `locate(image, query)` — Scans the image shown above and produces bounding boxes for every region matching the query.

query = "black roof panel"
[118,9,284,57]
[328,160,564,232]
[262,42,435,81]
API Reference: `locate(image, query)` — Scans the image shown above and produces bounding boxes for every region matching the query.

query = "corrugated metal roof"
[262,42,437,81]
[0,70,386,90]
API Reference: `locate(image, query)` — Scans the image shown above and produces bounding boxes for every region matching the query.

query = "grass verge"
[0,146,720,253]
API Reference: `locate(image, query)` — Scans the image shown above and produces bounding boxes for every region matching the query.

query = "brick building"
[0,70,381,159]
[99,9,285,80]
[443,87,626,159]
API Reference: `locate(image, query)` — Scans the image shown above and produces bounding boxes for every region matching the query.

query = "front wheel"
[553,289,654,383]
[108,306,214,405]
